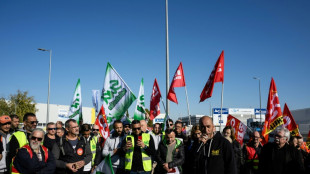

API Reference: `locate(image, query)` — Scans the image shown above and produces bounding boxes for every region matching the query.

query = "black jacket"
[52,136,92,174]
[155,139,185,173]
[259,142,305,174]
[13,145,56,174]
[196,132,236,174]
[232,140,243,174]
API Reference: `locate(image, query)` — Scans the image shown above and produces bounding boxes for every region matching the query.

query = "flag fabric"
[162,114,170,131]
[102,62,136,121]
[134,78,146,120]
[68,79,83,124]
[283,103,300,136]
[95,105,110,141]
[150,78,161,120]
[167,62,186,104]
[200,50,224,102]
[262,78,284,144]
[92,90,101,114]
[226,114,247,145]
[307,130,310,148]
[91,154,114,174]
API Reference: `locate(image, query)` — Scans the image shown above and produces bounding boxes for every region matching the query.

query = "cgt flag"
[95,105,110,142]
[262,78,284,144]
[200,51,224,102]
[167,62,186,104]
[283,103,300,136]
[226,114,247,145]
[150,78,161,120]
[68,79,83,124]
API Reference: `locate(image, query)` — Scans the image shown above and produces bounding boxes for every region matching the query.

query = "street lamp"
[253,77,262,126]
[38,48,52,123]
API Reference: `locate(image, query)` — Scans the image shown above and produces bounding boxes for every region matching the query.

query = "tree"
[0,90,36,122]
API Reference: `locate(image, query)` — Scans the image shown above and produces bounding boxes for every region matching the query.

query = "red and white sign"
[95,105,110,140]
[226,114,247,145]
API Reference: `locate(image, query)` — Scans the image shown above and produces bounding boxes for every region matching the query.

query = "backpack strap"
[59,137,65,156]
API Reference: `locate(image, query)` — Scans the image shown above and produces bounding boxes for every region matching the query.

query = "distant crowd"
[0,113,309,174]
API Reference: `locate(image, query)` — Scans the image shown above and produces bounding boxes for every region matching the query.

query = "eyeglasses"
[31,136,43,141]
[48,128,57,130]
[30,121,39,125]
[124,125,130,128]
[132,127,141,131]
[275,134,285,139]
[92,129,99,131]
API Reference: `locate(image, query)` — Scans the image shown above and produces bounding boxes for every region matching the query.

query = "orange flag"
[283,103,300,136]
[167,62,186,104]
[307,130,310,149]
[200,50,224,102]
[262,78,284,144]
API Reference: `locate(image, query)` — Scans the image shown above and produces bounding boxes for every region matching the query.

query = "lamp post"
[253,77,262,126]
[38,48,52,123]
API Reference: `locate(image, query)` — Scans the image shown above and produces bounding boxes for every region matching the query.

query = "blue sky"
[1,0,309,121]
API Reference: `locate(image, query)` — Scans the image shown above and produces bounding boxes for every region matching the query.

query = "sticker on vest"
[211,149,220,156]
[77,148,83,155]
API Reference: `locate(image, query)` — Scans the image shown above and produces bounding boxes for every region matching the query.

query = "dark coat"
[13,145,56,174]
[232,140,243,174]
[196,132,236,174]
[155,138,185,174]
[259,142,305,174]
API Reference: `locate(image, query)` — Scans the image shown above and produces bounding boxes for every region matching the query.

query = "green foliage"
[0,90,36,122]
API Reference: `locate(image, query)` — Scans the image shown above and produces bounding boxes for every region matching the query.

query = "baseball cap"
[0,115,11,124]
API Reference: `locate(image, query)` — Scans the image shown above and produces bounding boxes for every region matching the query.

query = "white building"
[35,103,95,127]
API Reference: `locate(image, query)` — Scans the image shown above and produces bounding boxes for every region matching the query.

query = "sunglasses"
[48,128,57,130]
[30,121,39,125]
[92,129,99,131]
[31,136,43,141]
[132,127,141,131]
[169,124,173,126]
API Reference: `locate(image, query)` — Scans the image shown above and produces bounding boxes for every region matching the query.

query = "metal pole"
[220,83,224,132]
[259,79,262,126]
[165,0,170,116]
[47,50,52,123]
[184,86,191,125]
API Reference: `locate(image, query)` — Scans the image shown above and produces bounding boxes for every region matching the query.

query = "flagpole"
[184,86,191,125]
[220,83,224,131]
[165,0,170,116]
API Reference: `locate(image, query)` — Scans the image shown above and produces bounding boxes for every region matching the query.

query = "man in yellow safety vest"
[121,120,155,174]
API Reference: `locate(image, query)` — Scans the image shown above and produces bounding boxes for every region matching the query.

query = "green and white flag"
[102,63,136,121]
[91,154,114,174]
[68,79,83,124]
[134,78,145,120]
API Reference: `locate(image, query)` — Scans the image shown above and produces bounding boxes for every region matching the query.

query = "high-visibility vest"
[10,131,28,148]
[90,136,98,166]
[125,133,152,171]
[11,144,49,174]
[245,145,259,170]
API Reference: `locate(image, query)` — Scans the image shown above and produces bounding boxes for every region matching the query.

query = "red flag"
[95,105,110,141]
[283,103,300,136]
[226,114,247,145]
[262,78,284,144]
[167,62,186,104]
[150,78,161,120]
[200,50,224,102]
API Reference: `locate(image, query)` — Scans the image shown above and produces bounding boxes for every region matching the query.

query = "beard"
[30,141,40,150]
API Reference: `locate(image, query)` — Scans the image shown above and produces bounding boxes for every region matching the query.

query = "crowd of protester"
[0,113,309,174]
